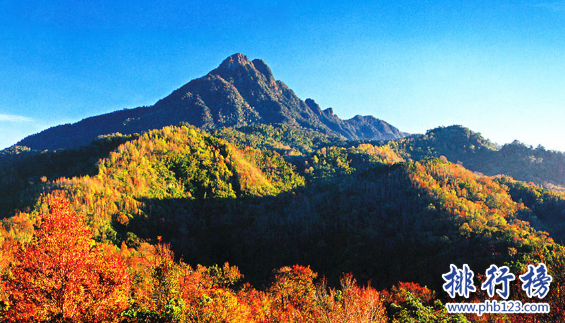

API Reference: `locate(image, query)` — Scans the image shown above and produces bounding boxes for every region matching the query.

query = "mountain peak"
[219,53,252,71]
[251,59,275,84]
[15,54,407,150]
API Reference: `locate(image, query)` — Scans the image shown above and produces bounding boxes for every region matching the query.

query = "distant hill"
[392,125,565,188]
[16,53,406,151]
[210,124,565,189]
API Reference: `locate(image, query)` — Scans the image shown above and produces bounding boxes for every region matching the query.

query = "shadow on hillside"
[120,168,491,291]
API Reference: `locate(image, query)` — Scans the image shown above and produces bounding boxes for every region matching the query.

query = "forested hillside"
[392,125,565,189]
[1,123,565,321]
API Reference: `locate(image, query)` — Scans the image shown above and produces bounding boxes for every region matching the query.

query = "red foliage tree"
[1,193,130,322]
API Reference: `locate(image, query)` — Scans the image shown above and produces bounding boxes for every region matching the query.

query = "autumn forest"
[2,55,565,322]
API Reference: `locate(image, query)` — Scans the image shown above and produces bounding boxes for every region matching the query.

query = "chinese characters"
[519,263,552,299]
[443,263,552,299]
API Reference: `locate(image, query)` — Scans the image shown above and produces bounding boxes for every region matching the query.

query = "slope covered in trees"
[212,123,351,156]
[212,123,565,190]
[392,125,565,189]
[1,123,565,322]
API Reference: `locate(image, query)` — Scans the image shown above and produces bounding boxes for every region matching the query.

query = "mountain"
[16,53,406,151]
[5,55,565,322]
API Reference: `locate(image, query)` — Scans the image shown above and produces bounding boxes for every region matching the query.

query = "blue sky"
[1,0,564,151]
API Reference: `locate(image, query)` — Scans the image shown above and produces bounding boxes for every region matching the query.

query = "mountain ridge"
[15,53,407,151]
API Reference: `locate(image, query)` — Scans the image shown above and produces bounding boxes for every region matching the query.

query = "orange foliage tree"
[1,193,130,322]
[267,265,319,322]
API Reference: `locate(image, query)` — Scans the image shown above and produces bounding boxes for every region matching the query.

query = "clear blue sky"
[1,0,564,151]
